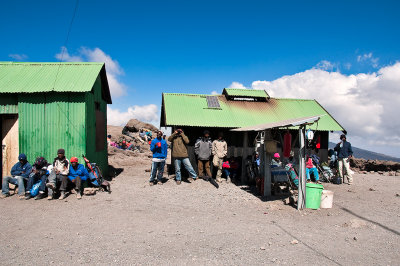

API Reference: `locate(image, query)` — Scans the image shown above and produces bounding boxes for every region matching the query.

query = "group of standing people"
[148,129,354,186]
[148,129,230,185]
[194,130,228,183]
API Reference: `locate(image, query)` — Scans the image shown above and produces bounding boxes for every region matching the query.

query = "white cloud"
[357,52,379,68]
[315,60,334,71]
[211,90,219,95]
[344,63,352,70]
[55,47,126,97]
[233,62,400,156]
[8,54,28,60]
[107,104,159,127]
[55,47,82,62]
[80,47,123,76]
[228,81,247,89]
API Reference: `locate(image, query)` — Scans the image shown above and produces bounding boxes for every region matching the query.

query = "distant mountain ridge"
[328,142,400,162]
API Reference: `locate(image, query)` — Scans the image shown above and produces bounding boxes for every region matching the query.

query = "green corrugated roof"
[223,88,270,98]
[161,93,345,131]
[0,62,111,103]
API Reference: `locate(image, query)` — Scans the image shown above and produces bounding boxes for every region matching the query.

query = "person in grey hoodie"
[195,130,213,179]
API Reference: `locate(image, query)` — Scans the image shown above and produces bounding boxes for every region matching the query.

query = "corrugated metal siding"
[0,104,18,114]
[0,94,18,114]
[162,93,345,131]
[0,62,103,93]
[18,93,86,164]
[85,76,108,175]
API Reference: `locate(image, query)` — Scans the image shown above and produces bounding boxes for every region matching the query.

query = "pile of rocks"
[350,157,400,176]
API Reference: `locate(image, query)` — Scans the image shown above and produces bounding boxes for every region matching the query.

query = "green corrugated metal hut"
[0,62,112,179]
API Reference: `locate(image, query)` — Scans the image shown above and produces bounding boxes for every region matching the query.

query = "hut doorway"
[1,115,19,180]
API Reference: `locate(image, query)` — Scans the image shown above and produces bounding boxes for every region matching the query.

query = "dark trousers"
[60,177,88,192]
[26,173,47,193]
[48,172,68,196]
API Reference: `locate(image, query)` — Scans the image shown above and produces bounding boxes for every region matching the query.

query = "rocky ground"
[351,157,400,175]
[0,131,399,265]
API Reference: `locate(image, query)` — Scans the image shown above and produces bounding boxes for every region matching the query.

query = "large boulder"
[124,119,158,133]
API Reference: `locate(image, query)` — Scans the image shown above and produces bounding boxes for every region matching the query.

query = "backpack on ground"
[30,181,42,197]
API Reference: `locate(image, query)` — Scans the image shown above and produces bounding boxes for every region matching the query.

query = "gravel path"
[0,154,399,265]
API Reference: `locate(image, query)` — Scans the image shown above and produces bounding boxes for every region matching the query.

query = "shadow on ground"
[108,165,124,180]
[240,185,292,204]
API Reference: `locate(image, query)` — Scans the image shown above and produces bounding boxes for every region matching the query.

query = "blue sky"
[1,0,400,156]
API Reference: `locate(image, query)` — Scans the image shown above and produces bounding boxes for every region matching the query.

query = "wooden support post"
[263,129,272,197]
[241,132,248,184]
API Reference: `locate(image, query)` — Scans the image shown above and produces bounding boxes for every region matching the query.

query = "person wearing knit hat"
[47,148,69,200]
[271,153,282,167]
[1,154,32,199]
[25,157,50,200]
[62,157,89,200]
[195,130,213,180]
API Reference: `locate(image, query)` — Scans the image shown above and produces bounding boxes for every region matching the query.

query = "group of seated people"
[270,151,320,186]
[139,129,153,142]
[1,149,95,200]
[107,135,141,152]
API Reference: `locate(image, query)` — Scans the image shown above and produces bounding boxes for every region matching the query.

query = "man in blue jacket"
[1,154,32,199]
[59,157,89,200]
[334,134,354,185]
[149,130,168,185]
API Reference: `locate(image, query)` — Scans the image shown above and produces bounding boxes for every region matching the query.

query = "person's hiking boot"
[59,191,66,200]
[176,180,181,185]
[25,193,32,200]
[46,183,56,191]
[0,193,9,199]
[76,191,82,200]
[46,182,56,190]
[35,192,46,200]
